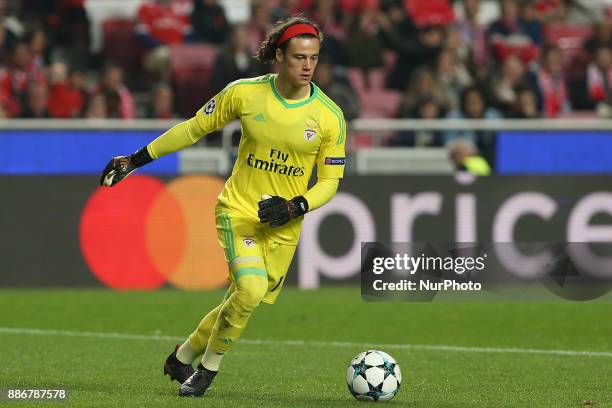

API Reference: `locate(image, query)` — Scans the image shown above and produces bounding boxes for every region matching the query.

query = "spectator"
[517,0,542,46]
[445,85,501,144]
[387,24,444,91]
[445,25,474,75]
[0,65,18,116]
[488,0,540,64]
[147,83,177,119]
[534,46,570,117]
[0,0,21,62]
[584,20,612,54]
[343,4,386,70]
[248,1,271,56]
[0,0,24,41]
[586,45,612,109]
[378,0,417,48]
[509,85,539,118]
[307,0,346,64]
[313,60,360,120]
[211,24,265,93]
[85,93,107,119]
[48,61,84,118]
[391,95,446,146]
[0,41,46,117]
[491,54,529,114]
[69,68,88,109]
[28,28,49,68]
[448,138,491,176]
[434,47,473,110]
[455,0,488,77]
[308,0,345,40]
[37,0,90,65]
[398,67,448,117]
[136,0,192,82]
[21,81,49,118]
[92,64,135,119]
[0,25,15,63]
[270,0,300,23]
[191,0,229,45]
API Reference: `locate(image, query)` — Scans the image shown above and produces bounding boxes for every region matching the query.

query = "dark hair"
[514,83,536,97]
[255,15,323,64]
[460,85,487,112]
[542,45,561,58]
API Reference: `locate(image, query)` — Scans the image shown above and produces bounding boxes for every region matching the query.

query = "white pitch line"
[0,327,611,358]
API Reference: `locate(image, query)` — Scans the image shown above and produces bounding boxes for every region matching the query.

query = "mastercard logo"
[79,175,228,290]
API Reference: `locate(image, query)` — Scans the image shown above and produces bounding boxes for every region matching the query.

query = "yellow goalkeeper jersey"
[153,74,347,244]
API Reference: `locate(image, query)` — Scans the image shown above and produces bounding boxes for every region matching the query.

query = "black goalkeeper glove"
[258,195,309,227]
[99,147,153,187]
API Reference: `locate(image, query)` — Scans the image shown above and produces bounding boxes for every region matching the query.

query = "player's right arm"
[100,83,243,186]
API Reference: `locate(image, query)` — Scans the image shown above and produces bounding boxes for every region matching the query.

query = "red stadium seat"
[170,44,219,117]
[347,68,367,94]
[405,0,454,27]
[544,23,593,47]
[348,68,390,94]
[382,50,397,74]
[359,89,402,118]
[368,68,386,90]
[101,19,143,80]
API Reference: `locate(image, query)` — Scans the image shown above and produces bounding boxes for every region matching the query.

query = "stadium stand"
[0,0,611,171]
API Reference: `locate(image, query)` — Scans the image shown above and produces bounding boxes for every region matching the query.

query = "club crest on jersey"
[242,237,255,247]
[203,98,216,115]
[304,129,317,142]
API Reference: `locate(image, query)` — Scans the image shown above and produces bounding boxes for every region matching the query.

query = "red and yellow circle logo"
[79,175,228,290]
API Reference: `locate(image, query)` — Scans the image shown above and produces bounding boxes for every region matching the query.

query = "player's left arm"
[302,112,347,210]
[258,112,346,227]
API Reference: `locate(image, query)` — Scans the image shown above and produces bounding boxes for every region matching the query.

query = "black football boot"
[163,344,195,384]
[178,365,217,397]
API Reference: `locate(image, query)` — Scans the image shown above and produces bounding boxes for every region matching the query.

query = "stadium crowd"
[0,0,610,135]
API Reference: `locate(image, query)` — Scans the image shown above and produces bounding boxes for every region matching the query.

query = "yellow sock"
[176,339,197,364]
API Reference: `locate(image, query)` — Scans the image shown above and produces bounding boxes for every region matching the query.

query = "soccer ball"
[346,350,402,402]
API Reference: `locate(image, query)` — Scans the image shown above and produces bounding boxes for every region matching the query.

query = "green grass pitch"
[0,288,610,407]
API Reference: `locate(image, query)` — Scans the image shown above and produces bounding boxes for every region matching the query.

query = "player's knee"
[235,275,268,310]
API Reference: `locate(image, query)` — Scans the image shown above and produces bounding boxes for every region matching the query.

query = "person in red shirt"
[0,41,46,117]
[136,0,193,82]
[48,61,84,118]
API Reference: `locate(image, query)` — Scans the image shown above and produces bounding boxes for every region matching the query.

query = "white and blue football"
[346,350,402,402]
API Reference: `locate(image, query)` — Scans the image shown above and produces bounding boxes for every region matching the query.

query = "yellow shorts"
[215,210,297,304]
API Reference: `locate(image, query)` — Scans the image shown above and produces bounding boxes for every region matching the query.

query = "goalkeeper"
[100,16,346,397]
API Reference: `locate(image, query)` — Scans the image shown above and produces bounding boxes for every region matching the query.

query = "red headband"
[276,23,318,47]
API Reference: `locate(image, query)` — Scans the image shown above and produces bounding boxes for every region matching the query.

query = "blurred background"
[1,0,611,291]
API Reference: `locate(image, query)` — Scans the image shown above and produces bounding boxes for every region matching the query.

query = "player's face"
[276,37,320,87]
